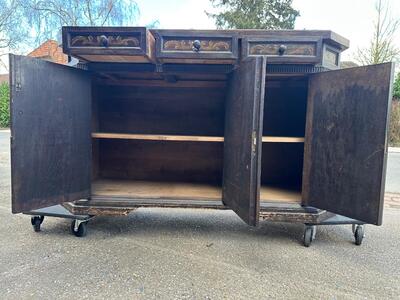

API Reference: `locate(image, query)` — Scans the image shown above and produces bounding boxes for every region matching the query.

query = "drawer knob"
[278,44,287,55]
[192,40,201,52]
[99,35,109,47]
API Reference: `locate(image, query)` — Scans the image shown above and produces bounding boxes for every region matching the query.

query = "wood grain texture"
[98,139,223,184]
[92,179,222,200]
[303,63,394,225]
[10,55,92,213]
[223,56,266,226]
[92,132,224,142]
[95,84,226,136]
[249,42,316,56]
[92,133,302,143]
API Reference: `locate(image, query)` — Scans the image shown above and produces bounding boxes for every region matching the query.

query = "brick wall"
[0,74,8,84]
[28,40,68,65]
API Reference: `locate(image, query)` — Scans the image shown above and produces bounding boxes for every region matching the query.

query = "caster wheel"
[31,216,44,232]
[303,225,315,247]
[70,220,87,237]
[354,225,364,246]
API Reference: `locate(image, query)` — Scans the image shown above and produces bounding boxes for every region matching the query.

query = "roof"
[28,40,68,65]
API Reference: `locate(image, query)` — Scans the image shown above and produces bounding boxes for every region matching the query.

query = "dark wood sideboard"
[10,27,394,246]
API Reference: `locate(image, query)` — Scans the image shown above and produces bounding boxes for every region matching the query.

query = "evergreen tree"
[207,0,300,29]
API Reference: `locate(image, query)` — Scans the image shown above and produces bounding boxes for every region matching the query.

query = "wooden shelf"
[92,179,222,200]
[92,179,301,204]
[92,132,304,143]
[260,185,301,203]
[262,136,304,143]
[92,132,224,142]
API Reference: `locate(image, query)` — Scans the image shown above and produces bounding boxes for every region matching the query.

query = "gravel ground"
[0,131,399,299]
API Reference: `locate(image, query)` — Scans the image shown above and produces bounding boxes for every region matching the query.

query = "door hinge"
[252,131,257,154]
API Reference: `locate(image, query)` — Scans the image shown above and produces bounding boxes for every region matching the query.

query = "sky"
[1,0,400,73]
[134,0,400,61]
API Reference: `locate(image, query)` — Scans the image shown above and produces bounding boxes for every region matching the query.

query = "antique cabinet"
[10,27,394,246]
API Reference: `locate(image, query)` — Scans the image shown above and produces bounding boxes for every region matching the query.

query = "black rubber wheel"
[303,226,314,247]
[354,225,364,246]
[31,216,44,232]
[70,220,87,237]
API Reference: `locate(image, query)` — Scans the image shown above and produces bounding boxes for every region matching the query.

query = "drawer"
[62,27,155,63]
[153,30,238,64]
[242,37,322,64]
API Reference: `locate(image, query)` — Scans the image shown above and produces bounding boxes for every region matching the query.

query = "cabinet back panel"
[261,143,304,189]
[98,139,223,184]
[263,79,308,137]
[94,84,226,136]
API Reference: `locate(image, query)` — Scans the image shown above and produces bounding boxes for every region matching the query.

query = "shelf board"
[262,136,304,143]
[92,132,224,142]
[260,185,301,203]
[92,133,304,143]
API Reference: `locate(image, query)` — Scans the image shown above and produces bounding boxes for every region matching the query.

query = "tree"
[207,0,299,30]
[21,0,141,45]
[355,0,400,65]
[0,0,31,70]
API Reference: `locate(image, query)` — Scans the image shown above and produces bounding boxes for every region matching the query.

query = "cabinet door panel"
[223,56,266,226]
[10,55,92,213]
[303,63,394,225]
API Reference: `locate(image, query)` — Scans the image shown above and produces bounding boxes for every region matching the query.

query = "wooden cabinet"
[10,27,394,244]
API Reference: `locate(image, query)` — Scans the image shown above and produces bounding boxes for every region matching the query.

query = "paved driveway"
[0,130,399,299]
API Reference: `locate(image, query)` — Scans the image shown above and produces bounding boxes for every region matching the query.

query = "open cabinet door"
[10,55,92,213]
[223,56,266,226]
[303,63,394,225]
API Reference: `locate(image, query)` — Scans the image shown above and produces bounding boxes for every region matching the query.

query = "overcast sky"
[1,0,400,73]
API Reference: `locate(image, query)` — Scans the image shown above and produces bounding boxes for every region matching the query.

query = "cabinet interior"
[260,76,308,204]
[91,72,226,201]
[90,70,308,204]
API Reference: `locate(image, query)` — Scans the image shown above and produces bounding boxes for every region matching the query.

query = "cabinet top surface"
[62,26,349,49]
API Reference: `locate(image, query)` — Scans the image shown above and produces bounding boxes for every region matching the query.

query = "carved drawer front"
[62,27,155,63]
[153,30,238,64]
[243,37,322,64]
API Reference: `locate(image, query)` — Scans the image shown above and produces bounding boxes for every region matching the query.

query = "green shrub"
[393,72,400,99]
[389,100,400,147]
[0,82,10,128]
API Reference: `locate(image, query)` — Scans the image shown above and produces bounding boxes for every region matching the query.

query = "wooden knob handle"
[192,40,201,52]
[100,35,109,47]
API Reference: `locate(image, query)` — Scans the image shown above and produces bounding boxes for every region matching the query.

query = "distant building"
[0,74,8,84]
[28,39,68,65]
[0,40,68,85]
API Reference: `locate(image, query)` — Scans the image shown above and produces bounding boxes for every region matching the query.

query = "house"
[0,40,68,85]
[27,39,68,65]
[0,74,8,84]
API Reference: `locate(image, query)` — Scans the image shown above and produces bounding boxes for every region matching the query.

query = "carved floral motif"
[163,39,231,51]
[71,35,140,47]
[250,43,315,56]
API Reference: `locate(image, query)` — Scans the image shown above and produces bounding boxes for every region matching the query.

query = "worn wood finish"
[153,30,238,63]
[223,56,266,226]
[243,37,322,65]
[98,139,223,184]
[303,63,394,225]
[95,84,226,136]
[260,185,301,203]
[10,55,92,213]
[92,132,224,142]
[62,26,155,63]
[92,133,303,143]
[92,179,221,200]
